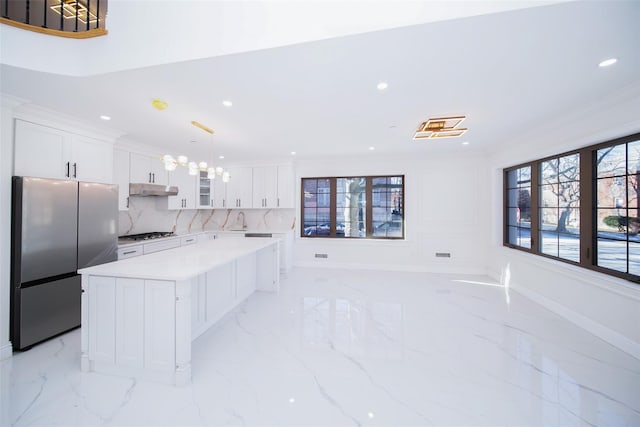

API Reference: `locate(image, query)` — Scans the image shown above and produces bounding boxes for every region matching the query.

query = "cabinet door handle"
[65,161,70,178]
[223,199,225,208]
[122,250,137,255]
[277,198,280,208]
[210,198,213,207]
[152,173,155,183]
[148,172,152,183]
[73,163,77,178]
[126,196,129,208]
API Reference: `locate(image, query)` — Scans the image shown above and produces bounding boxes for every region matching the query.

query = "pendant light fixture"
[161,120,229,181]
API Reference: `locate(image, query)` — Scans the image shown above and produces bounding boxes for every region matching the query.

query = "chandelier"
[162,121,230,182]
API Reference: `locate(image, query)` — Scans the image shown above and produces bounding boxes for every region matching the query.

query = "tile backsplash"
[119,196,295,236]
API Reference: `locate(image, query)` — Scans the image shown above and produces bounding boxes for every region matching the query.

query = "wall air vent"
[413,116,467,140]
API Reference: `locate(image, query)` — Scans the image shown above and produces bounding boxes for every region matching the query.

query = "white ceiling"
[1,1,639,164]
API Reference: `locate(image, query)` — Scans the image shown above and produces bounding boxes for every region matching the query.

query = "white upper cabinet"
[276,164,295,208]
[213,176,227,208]
[197,171,214,208]
[129,152,168,185]
[167,166,196,210]
[71,134,114,183]
[252,166,278,208]
[226,167,253,209]
[14,119,113,183]
[113,149,130,211]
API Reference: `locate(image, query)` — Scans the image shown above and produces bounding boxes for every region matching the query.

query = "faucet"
[237,211,247,230]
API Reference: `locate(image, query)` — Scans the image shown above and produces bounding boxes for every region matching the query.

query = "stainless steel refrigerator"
[11,176,118,350]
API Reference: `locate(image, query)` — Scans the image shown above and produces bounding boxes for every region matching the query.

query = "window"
[539,153,580,262]
[302,175,404,239]
[302,178,331,236]
[506,166,532,249]
[595,140,640,275]
[503,132,640,283]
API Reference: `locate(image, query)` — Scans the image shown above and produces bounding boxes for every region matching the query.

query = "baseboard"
[0,342,12,360]
[511,283,640,361]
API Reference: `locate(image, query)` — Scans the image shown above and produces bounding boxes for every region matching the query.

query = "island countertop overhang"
[79,237,280,281]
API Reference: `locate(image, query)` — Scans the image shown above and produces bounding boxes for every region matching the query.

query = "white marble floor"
[2,268,639,426]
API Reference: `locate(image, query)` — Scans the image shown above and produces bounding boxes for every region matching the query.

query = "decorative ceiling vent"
[413,116,467,139]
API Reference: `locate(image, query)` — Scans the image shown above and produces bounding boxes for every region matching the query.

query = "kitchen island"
[78,238,280,385]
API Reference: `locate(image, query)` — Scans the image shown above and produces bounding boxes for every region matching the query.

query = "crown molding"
[12,102,126,142]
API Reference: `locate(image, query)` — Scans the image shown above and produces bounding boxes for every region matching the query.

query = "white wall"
[293,152,491,274]
[487,82,640,359]
[119,195,295,235]
[0,96,25,359]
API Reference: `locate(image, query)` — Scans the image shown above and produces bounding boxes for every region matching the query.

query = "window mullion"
[365,177,373,237]
[579,148,593,265]
[330,178,337,237]
[531,161,540,253]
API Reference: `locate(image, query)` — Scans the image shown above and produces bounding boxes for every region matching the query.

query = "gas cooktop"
[118,232,175,241]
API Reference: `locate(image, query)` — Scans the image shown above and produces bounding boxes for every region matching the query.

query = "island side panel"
[256,242,280,292]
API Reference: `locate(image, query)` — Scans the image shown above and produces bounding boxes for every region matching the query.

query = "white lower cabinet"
[180,236,197,246]
[117,245,143,259]
[206,264,235,324]
[143,238,180,255]
[88,276,116,364]
[144,280,175,372]
[81,240,279,385]
[191,263,236,339]
[88,277,175,374]
[115,278,144,367]
[236,253,257,301]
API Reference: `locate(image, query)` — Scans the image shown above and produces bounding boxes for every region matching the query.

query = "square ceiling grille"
[413,116,467,140]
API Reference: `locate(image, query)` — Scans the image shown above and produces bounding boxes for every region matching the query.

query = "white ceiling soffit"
[0,0,571,76]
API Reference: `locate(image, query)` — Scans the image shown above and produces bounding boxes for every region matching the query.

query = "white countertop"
[81,238,280,281]
[117,229,294,248]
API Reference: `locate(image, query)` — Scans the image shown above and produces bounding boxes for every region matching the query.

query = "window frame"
[301,175,405,240]
[503,132,640,284]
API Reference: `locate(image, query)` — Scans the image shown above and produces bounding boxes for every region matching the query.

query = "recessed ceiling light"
[598,58,617,68]
[218,155,225,159]
[367,412,375,419]
[289,397,295,404]
[99,115,111,121]
[290,151,296,156]
[369,146,375,151]
[462,141,470,145]
[376,82,388,90]
[222,100,233,107]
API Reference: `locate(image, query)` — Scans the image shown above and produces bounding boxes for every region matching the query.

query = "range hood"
[129,183,178,196]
